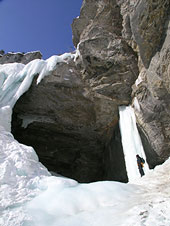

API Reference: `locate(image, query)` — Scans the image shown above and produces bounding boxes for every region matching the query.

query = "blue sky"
[0,0,82,59]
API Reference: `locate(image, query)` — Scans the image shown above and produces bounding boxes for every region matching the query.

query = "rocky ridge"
[0,51,42,64]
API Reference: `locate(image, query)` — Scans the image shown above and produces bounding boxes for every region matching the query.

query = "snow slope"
[1,124,170,226]
[0,126,50,225]
[0,55,170,226]
[27,163,170,226]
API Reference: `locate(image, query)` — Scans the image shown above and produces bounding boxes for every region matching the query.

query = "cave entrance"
[12,110,128,183]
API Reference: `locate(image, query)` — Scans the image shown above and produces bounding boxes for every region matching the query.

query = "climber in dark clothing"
[136,154,145,177]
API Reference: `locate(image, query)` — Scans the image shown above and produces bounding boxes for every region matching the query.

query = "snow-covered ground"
[0,54,170,226]
[0,125,170,226]
[0,126,50,226]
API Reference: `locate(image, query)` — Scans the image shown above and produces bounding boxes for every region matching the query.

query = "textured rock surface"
[130,0,170,68]
[116,0,170,164]
[132,18,170,162]
[72,0,139,104]
[10,0,170,182]
[12,58,128,182]
[0,51,42,64]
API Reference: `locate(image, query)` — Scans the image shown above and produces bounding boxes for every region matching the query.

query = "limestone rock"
[0,51,42,64]
[73,0,139,104]
[132,18,170,162]
[115,0,170,165]
[130,0,170,68]
[72,0,99,47]
[12,57,127,182]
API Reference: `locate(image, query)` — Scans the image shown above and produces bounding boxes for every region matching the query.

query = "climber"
[136,154,145,177]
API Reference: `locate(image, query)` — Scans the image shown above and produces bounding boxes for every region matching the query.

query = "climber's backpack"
[140,157,145,167]
[141,158,145,164]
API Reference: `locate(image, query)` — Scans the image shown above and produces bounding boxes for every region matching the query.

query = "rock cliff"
[128,0,170,165]
[12,56,127,182]
[8,0,170,182]
[0,51,42,64]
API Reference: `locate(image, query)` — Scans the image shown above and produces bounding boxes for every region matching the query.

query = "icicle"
[119,106,149,182]
[0,53,75,132]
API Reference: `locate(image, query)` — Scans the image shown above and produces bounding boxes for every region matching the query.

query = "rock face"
[10,0,170,182]
[72,0,139,104]
[0,51,42,64]
[12,57,128,182]
[129,1,170,163]
[132,21,170,163]
[130,0,170,68]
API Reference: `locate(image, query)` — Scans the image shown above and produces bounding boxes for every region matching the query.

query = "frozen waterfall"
[0,54,170,226]
[119,106,149,182]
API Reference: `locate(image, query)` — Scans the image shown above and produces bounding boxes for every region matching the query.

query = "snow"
[0,55,170,226]
[0,52,75,132]
[133,97,141,112]
[19,114,55,129]
[1,124,170,226]
[135,74,143,86]
[27,178,138,226]
[0,106,12,131]
[119,106,149,181]
[36,53,75,84]
[0,126,50,226]
[74,43,81,62]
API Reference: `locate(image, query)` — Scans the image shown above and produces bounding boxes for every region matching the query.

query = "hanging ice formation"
[119,106,149,182]
[0,52,75,132]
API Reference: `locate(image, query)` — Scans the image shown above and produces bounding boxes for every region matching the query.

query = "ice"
[119,106,149,182]
[133,97,141,112]
[74,43,81,62]
[0,106,12,131]
[0,54,170,226]
[27,176,137,226]
[0,52,75,131]
[25,160,170,226]
[0,126,50,225]
[135,74,142,86]
[0,122,140,226]
[36,53,75,84]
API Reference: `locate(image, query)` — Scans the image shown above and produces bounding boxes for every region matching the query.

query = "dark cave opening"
[12,109,129,183]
